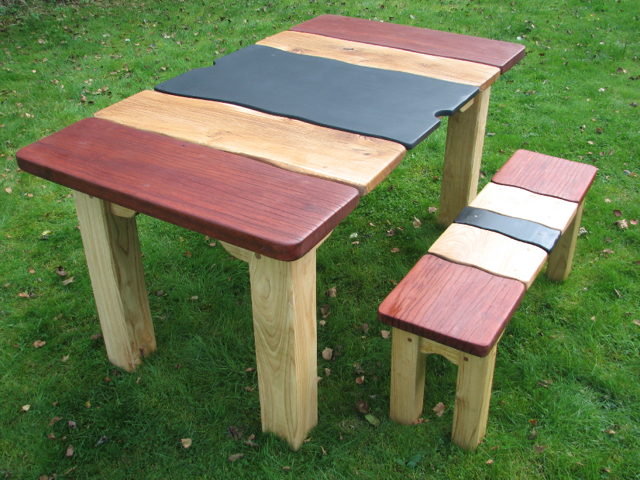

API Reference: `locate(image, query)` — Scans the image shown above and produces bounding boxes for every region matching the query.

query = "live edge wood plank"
[258,31,500,90]
[95,90,406,195]
[16,118,359,261]
[291,14,525,73]
[428,223,548,288]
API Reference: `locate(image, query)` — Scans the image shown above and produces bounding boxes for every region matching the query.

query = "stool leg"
[390,328,426,424]
[74,192,156,372]
[451,345,497,450]
[547,201,585,282]
[247,249,317,450]
[438,87,491,226]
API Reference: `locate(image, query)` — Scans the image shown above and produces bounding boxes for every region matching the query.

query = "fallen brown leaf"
[633,320,640,327]
[181,438,192,448]
[321,347,333,361]
[228,453,244,462]
[428,206,438,214]
[325,286,337,298]
[55,266,67,277]
[355,375,365,385]
[616,219,629,230]
[613,209,622,217]
[61,276,75,286]
[412,217,422,228]
[390,247,400,253]
[486,459,494,465]
[320,304,330,319]
[355,401,370,414]
[534,445,547,453]
[380,330,390,339]
[21,404,31,413]
[65,444,74,457]
[432,402,446,417]
[33,340,46,348]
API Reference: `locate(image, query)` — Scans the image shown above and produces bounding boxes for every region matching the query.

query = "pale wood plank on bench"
[258,31,500,90]
[95,90,405,195]
[428,223,548,288]
[16,117,360,262]
[291,14,526,72]
[470,183,578,232]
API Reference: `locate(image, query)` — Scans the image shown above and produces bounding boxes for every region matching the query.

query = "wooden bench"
[16,117,360,449]
[378,150,597,450]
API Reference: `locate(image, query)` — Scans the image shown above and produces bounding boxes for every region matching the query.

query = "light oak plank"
[470,183,578,232]
[248,248,318,450]
[428,223,547,288]
[438,87,491,225]
[74,192,156,372]
[95,90,406,195]
[258,31,500,90]
[389,328,426,425]
[109,203,137,219]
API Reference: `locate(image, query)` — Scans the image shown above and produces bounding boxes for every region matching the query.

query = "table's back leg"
[74,192,156,371]
[439,87,491,225]
[247,249,318,450]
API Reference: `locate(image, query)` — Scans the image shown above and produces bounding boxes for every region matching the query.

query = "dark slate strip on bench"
[291,14,526,73]
[492,150,598,203]
[16,118,360,261]
[154,44,478,149]
[378,255,526,357]
[455,206,561,253]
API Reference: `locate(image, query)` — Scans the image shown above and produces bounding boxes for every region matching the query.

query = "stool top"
[378,254,526,357]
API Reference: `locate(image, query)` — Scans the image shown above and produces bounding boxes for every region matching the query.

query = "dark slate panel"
[155,45,478,149]
[454,207,561,253]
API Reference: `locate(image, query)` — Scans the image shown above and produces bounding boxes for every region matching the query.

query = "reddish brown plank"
[16,118,359,261]
[291,14,525,73]
[492,150,598,203]
[378,255,525,357]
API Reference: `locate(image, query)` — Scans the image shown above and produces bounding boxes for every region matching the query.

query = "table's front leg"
[74,192,156,372]
[438,87,492,226]
[222,243,318,450]
[248,250,317,450]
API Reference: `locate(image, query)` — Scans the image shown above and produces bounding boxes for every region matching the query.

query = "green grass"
[1,1,639,478]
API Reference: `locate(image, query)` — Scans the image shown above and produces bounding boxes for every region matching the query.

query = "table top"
[96,15,523,195]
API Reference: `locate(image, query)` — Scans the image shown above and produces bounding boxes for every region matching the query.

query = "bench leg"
[439,87,491,226]
[247,249,317,450]
[547,201,584,282]
[74,192,156,372]
[390,328,426,424]
[451,345,497,450]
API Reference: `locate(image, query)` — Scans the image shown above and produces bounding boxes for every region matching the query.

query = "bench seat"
[378,150,596,450]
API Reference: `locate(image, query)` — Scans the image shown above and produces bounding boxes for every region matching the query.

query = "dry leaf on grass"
[380,330,390,339]
[432,402,446,417]
[325,286,337,298]
[181,438,192,449]
[228,453,244,462]
[33,340,46,348]
[321,347,333,361]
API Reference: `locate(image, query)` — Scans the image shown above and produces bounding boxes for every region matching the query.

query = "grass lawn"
[1,1,638,478]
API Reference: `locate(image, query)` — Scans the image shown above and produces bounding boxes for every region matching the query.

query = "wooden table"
[16,15,524,450]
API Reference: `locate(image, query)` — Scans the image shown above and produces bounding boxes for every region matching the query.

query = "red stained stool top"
[492,149,598,203]
[378,254,526,357]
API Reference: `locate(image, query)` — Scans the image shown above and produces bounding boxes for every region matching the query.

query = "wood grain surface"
[291,14,526,72]
[258,31,500,90]
[492,150,598,203]
[16,118,360,261]
[378,255,525,356]
[470,183,577,232]
[95,90,405,195]
[428,223,547,288]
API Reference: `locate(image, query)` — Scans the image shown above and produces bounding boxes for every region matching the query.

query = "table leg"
[222,243,318,450]
[438,87,491,226]
[74,192,156,372]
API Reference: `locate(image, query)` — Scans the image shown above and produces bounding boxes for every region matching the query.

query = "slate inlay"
[155,45,479,149]
[454,206,561,253]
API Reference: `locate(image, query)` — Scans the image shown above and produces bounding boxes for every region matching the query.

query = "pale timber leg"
[547,202,584,282]
[221,242,318,450]
[451,345,497,450]
[74,192,156,372]
[390,328,426,424]
[438,87,491,226]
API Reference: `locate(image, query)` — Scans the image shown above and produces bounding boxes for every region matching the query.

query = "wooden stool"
[379,150,597,449]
